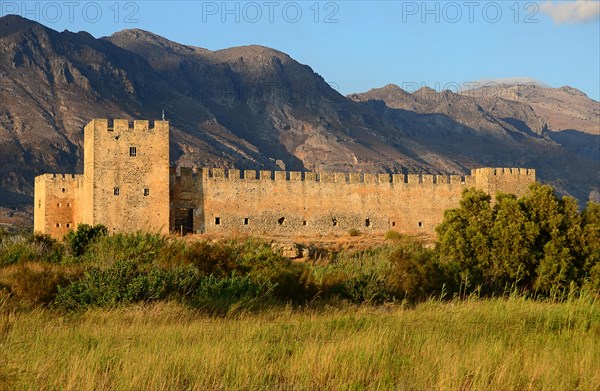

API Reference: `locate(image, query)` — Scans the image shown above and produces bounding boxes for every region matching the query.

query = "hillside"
[0,15,598,227]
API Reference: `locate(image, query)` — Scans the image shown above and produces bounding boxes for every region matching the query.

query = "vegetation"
[0,183,598,389]
[0,183,598,311]
[1,298,598,390]
[437,183,600,296]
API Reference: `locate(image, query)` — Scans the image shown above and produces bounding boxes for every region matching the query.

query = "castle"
[34,119,537,239]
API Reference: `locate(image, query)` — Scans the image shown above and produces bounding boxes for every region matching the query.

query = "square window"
[130,147,137,157]
[144,188,150,196]
[114,187,120,196]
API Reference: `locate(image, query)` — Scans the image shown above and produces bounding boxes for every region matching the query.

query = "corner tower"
[82,119,170,234]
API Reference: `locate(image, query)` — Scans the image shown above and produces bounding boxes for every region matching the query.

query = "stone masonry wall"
[83,119,170,234]
[34,119,536,239]
[170,167,536,237]
[33,174,84,238]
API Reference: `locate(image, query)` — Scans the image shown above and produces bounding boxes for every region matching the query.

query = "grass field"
[2,296,599,390]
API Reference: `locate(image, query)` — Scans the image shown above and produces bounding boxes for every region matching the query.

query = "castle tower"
[471,167,536,197]
[82,119,170,234]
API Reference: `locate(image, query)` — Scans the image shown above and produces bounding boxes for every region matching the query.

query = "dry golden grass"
[1,297,599,390]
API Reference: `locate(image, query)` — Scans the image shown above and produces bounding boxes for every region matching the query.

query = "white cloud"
[540,0,600,25]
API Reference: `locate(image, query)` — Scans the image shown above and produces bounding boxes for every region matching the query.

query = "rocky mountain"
[462,83,600,162]
[0,15,598,227]
[464,83,599,135]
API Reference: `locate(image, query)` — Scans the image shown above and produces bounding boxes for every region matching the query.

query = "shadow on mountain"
[547,130,600,161]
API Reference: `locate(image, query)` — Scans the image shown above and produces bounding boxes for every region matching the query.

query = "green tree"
[581,202,600,291]
[488,193,538,290]
[436,188,493,288]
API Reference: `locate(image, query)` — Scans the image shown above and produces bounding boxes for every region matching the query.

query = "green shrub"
[0,234,63,267]
[0,237,39,267]
[237,240,318,302]
[184,241,238,276]
[54,261,201,311]
[85,232,166,267]
[64,224,108,257]
[387,242,443,301]
[343,272,393,304]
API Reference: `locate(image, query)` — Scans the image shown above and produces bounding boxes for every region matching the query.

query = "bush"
[54,261,201,311]
[387,241,443,301]
[237,240,318,302]
[64,224,108,257]
[84,232,166,267]
[0,234,63,267]
[1,263,80,305]
[313,248,395,304]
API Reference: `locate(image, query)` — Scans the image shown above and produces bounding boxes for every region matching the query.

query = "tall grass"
[1,296,598,390]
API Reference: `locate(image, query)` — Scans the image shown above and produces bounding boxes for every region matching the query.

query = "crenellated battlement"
[35,174,83,182]
[89,118,169,133]
[178,167,478,185]
[472,167,536,178]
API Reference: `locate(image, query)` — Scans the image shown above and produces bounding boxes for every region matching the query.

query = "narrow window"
[114,187,120,196]
[56,223,60,228]
[244,218,249,225]
[392,221,396,227]
[130,147,137,157]
[67,203,71,208]
[38,200,41,208]
[302,220,307,226]
[215,217,221,225]
[66,223,71,228]
[332,218,338,227]
[144,188,150,196]
[365,219,371,227]
[418,221,423,228]
[61,188,66,193]
[278,217,285,225]
[57,203,61,208]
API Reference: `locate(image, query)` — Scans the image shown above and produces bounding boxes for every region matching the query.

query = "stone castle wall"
[33,174,84,238]
[170,167,536,237]
[35,119,536,238]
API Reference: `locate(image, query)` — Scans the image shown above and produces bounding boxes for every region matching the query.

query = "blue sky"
[3,1,599,100]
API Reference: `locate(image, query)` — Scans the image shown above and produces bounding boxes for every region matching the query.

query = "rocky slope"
[0,15,598,227]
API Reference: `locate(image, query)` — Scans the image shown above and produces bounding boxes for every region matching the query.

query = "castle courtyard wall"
[171,167,536,237]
